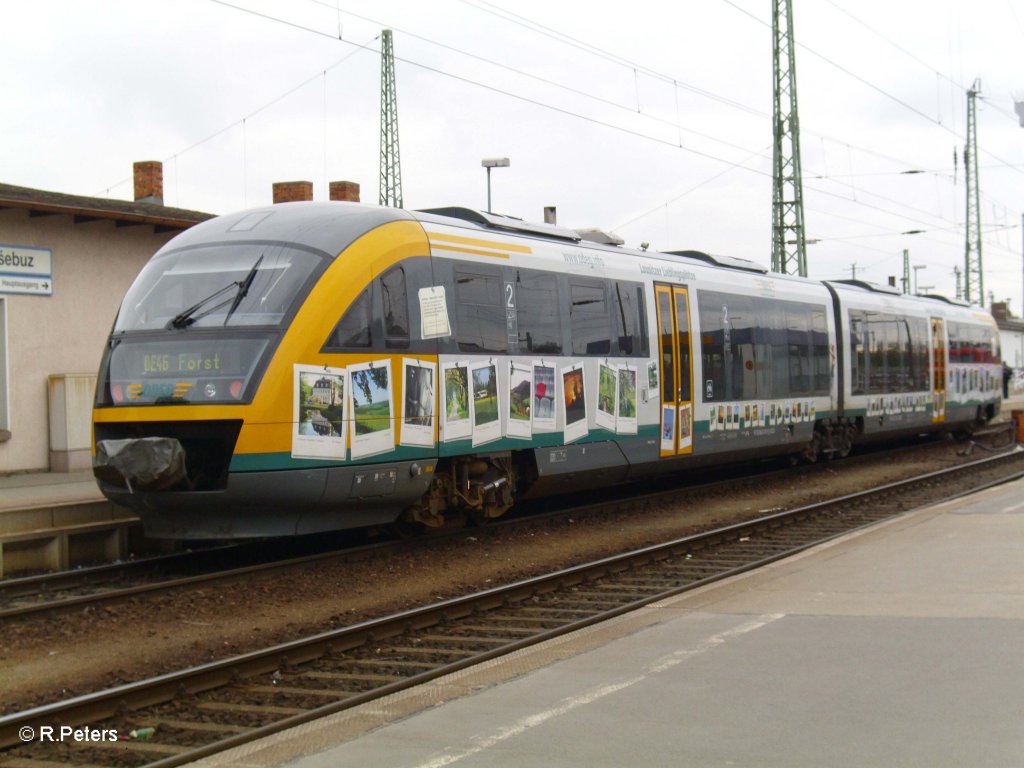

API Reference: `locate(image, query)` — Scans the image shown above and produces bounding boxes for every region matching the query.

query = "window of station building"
[455,267,507,353]
[569,278,611,355]
[379,266,409,349]
[513,268,562,354]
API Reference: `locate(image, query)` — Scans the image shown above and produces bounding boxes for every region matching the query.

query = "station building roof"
[0,181,212,233]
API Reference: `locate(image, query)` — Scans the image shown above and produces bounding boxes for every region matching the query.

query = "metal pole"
[486,167,492,213]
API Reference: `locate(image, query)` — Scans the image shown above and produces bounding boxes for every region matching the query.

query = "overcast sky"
[4,0,1023,304]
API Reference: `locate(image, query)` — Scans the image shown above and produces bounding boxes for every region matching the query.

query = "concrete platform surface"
[190,476,1024,768]
[0,469,103,513]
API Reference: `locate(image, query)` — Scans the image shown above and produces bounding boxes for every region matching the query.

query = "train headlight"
[204,382,218,399]
[229,380,244,399]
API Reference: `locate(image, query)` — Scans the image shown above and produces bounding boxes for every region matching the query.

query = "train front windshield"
[98,243,326,406]
[115,243,324,331]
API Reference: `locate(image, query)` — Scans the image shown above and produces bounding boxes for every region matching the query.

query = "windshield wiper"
[166,255,264,330]
[223,255,263,326]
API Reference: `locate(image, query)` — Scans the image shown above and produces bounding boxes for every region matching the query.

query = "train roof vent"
[828,279,902,296]
[663,249,768,274]
[416,207,582,242]
[922,293,971,306]
[575,227,624,246]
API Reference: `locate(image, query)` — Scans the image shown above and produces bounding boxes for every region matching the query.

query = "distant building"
[0,161,211,473]
[991,302,1024,370]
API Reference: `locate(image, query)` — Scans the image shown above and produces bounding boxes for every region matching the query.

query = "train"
[91,202,1003,538]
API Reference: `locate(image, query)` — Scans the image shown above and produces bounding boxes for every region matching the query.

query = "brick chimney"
[329,181,360,202]
[272,181,314,204]
[133,160,163,205]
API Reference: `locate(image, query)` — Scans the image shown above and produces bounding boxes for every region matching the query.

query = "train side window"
[514,269,562,354]
[636,286,650,356]
[455,268,507,353]
[849,311,866,395]
[866,312,885,393]
[884,315,903,391]
[323,287,371,349]
[570,278,611,355]
[912,318,930,390]
[698,292,726,401]
[726,295,757,400]
[612,281,639,356]
[380,266,410,349]
[786,304,811,395]
[811,308,830,394]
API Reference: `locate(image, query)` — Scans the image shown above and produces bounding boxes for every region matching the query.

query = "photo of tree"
[472,363,499,425]
[617,365,637,434]
[351,366,391,435]
[470,360,502,446]
[618,367,636,419]
[401,358,436,448]
[404,362,434,427]
[445,365,469,421]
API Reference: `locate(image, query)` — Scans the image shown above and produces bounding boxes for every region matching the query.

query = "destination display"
[106,337,270,404]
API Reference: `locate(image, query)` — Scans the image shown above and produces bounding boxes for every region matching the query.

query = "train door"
[655,284,694,456]
[931,317,946,423]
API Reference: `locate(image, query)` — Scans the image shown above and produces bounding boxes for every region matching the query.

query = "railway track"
[2,447,1021,767]
[0,432,1004,622]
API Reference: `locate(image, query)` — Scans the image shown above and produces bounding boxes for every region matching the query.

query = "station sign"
[0,244,53,296]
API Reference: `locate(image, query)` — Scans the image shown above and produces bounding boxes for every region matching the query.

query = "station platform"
[192,475,1024,768]
[0,469,140,575]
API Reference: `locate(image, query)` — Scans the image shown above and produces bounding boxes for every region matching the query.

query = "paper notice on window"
[419,285,451,339]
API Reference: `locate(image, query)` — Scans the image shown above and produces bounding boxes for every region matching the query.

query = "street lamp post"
[481,157,510,213]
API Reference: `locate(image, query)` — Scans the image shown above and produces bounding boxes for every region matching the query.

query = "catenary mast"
[379,29,403,208]
[771,0,807,277]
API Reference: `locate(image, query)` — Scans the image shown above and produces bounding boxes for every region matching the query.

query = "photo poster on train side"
[440,360,471,442]
[348,360,395,459]
[292,364,348,460]
[400,358,436,448]
[470,359,502,447]
[677,403,692,449]
[595,362,618,433]
[531,361,557,433]
[562,361,589,443]
[661,405,675,451]
[645,360,659,404]
[617,365,638,435]
[507,361,533,440]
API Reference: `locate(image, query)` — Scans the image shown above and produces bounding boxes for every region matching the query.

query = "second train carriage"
[92,202,1002,538]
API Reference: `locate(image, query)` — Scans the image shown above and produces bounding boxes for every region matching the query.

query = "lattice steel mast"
[963,80,982,305]
[771,0,807,276]
[379,29,403,208]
